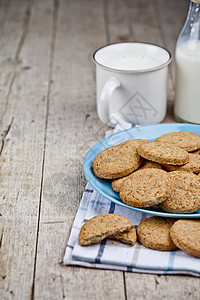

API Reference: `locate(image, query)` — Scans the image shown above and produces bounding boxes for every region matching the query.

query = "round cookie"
[112,175,130,193]
[191,149,200,155]
[112,160,162,192]
[79,214,133,246]
[160,171,200,214]
[120,169,171,208]
[138,142,189,165]
[163,153,200,173]
[109,227,137,246]
[93,139,143,179]
[137,217,177,251]
[155,131,200,152]
[139,160,163,170]
[170,219,200,258]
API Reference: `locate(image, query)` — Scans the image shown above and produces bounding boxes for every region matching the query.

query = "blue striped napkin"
[63,121,200,276]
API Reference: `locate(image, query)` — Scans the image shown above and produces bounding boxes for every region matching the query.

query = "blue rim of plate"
[83,123,200,218]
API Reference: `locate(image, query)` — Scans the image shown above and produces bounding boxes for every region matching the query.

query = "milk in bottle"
[174,0,200,124]
[175,41,200,123]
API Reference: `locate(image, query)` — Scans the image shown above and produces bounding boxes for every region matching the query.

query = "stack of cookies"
[93,131,200,214]
[82,131,200,258]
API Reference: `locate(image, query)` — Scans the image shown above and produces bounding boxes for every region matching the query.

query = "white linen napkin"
[63,121,200,276]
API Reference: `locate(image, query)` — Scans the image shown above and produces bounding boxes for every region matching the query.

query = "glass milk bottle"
[174,0,200,124]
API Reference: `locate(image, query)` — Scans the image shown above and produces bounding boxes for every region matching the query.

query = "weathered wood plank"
[125,273,200,300]
[154,0,188,121]
[0,0,31,128]
[0,0,54,298]
[107,0,163,45]
[106,0,175,113]
[155,0,189,83]
[34,0,125,299]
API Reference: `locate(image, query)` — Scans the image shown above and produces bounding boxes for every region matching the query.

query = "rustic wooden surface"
[1,0,199,299]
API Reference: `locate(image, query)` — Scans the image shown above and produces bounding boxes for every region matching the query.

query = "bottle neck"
[188,1,200,23]
[191,0,200,4]
[176,0,200,46]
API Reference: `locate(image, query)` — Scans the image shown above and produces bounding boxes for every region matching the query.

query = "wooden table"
[1,0,199,299]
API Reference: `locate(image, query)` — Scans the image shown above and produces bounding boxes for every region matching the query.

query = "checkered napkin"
[64,121,200,276]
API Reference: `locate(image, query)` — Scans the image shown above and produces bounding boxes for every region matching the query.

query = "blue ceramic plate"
[83,123,200,218]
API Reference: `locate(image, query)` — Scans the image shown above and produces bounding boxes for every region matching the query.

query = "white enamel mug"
[93,42,172,127]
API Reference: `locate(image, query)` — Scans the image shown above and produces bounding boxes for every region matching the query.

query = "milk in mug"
[174,40,200,124]
[103,55,161,71]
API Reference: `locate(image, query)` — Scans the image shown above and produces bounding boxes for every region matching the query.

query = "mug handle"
[99,76,121,126]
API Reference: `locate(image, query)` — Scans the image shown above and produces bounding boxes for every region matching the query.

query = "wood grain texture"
[33,0,124,299]
[0,0,53,298]
[105,0,175,113]
[0,0,31,128]
[1,0,199,300]
[125,273,200,300]
[155,0,189,83]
